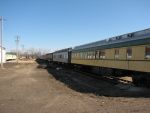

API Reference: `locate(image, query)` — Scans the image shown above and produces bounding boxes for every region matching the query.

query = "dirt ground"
[0,62,150,113]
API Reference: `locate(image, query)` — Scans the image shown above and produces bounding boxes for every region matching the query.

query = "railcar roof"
[45,53,52,55]
[73,28,150,51]
[53,48,72,53]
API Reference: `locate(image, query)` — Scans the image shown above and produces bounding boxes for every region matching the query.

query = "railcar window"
[87,52,90,59]
[127,48,132,59]
[89,52,93,59]
[92,52,95,59]
[64,54,68,59]
[84,52,86,59]
[95,51,99,59]
[81,52,83,59]
[145,46,150,59]
[82,52,84,59]
[80,52,83,59]
[115,49,119,59]
[64,54,65,59]
[77,53,79,59]
[76,53,78,59]
[86,52,88,59]
[88,52,91,59]
[79,53,81,59]
[74,53,76,59]
[90,52,93,59]
[100,50,105,59]
[85,52,88,59]
[90,52,92,59]
[75,53,77,59]
[89,52,95,59]
[80,52,82,59]
[53,55,55,58]
[73,53,75,59]
[59,55,62,58]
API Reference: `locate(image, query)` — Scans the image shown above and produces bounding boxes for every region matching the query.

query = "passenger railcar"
[40,28,150,87]
[45,53,53,62]
[53,48,72,64]
[71,28,150,86]
[39,53,53,61]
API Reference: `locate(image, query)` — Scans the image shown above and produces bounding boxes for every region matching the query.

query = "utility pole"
[0,16,4,69]
[15,36,20,63]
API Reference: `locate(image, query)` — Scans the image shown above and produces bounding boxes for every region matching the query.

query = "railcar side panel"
[53,52,69,63]
[53,48,72,63]
[71,44,150,73]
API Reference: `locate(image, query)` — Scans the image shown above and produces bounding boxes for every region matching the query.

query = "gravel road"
[0,62,150,113]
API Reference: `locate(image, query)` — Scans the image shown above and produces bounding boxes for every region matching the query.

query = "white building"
[0,47,6,63]
[6,52,17,61]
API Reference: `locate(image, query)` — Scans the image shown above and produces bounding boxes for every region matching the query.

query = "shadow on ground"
[36,59,150,98]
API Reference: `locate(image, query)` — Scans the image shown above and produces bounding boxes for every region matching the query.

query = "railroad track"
[73,69,134,86]
[45,63,134,87]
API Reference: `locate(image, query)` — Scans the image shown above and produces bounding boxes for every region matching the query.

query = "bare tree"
[9,47,51,60]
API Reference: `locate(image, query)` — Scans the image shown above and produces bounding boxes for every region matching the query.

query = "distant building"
[6,52,17,61]
[0,47,6,63]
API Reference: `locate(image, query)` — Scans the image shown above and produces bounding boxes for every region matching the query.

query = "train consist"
[39,28,150,87]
